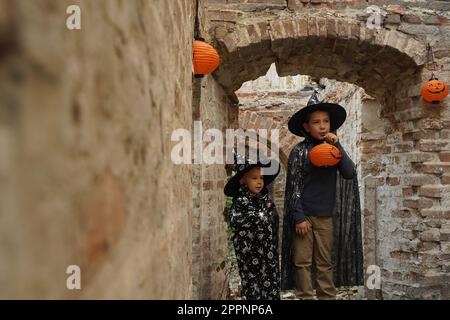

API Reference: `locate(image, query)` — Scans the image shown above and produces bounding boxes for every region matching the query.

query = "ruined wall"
[190,0,238,299]
[192,75,236,299]
[207,0,450,11]
[1,0,449,300]
[0,0,195,299]
[210,0,450,299]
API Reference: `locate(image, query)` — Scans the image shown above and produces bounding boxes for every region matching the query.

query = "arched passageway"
[235,64,381,298]
[211,14,425,102]
[200,7,449,299]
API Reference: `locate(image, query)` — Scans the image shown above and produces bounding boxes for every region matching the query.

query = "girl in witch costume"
[281,91,364,300]
[224,154,281,300]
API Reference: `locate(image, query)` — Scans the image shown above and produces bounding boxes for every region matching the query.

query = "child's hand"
[295,221,311,236]
[324,133,338,144]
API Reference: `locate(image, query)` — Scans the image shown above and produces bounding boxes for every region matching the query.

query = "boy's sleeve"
[293,201,306,224]
[335,141,355,179]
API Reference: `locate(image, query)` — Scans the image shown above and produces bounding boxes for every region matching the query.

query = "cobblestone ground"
[280,288,359,300]
[228,276,359,300]
[226,236,361,300]
[227,248,360,300]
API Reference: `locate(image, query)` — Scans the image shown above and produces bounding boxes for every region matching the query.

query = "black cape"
[230,186,280,300]
[281,141,364,290]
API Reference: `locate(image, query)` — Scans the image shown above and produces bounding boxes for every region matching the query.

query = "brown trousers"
[293,216,337,300]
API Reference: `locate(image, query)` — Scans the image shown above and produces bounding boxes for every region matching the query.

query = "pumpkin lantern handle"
[429,72,438,81]
[421,45,448,105]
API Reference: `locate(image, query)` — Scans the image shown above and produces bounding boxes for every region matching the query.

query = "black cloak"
[230,186,280,300]
[281,140,364,290]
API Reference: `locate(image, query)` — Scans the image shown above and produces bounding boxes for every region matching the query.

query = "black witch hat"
[224,153,280,197]
[288,90,347,137]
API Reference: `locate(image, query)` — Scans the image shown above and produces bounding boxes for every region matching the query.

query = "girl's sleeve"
[230,196,252,232]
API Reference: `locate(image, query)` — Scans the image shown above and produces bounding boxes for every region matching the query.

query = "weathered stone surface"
[402,14,422,24]
[419,140,450,152]
[419,185,449,198]
[385,14,401,25]
[398,24,440,36]
[422,162,450,174]
[2,0,450,301]
[420,228,440,242]
[402,174,440,187]
[0,0,201,299]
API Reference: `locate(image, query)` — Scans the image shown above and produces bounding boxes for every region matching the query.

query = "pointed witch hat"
[224,152,280,198]
[288,90,347,137]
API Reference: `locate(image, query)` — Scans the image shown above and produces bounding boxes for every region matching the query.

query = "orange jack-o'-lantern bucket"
[309,142,342,167]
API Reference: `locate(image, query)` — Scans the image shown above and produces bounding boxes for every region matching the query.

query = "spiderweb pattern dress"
[230,186,280,300]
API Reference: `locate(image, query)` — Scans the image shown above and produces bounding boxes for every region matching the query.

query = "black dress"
[230,186,280,300]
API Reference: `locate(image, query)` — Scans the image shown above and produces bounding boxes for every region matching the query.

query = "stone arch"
[208,11,450,299]
[211,16,427,103]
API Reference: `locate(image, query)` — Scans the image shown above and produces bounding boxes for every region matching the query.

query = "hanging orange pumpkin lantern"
[309,142,342,167]
[193,40,220,78]
[421,44,449,104]
[421,76,448,104]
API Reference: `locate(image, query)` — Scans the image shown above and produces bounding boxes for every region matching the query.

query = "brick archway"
[210,15,426,103]
[206,6,450,299]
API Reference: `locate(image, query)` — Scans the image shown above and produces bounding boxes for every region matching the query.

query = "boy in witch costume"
[225,153,281,300]
[281,91,364,299]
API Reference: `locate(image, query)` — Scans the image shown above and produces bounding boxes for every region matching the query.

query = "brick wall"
[1,0,449,300]
[190,0,241,299]
[221,0,450,298]
[192,74,236,299]
[0,0,196,299]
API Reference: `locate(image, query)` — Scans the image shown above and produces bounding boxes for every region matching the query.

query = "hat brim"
[224,160,280,197]
[288,102,347,137]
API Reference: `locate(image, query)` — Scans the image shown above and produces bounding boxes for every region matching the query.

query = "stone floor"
[226,239,362,300]
[228,276,360,300]
[280,288,360,300]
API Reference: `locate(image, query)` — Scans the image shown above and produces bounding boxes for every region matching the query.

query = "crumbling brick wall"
[0,0,198,299]
[210,0,450,299]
